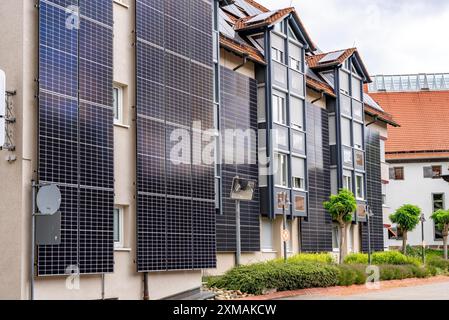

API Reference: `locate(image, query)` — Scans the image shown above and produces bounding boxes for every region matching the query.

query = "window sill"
[114,247,132,252]
[114,122,130,129]
[261,249,277,253]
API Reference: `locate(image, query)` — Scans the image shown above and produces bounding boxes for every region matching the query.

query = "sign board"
[230,177,256,201]
[281,229,290,242]
[0,69,5,117]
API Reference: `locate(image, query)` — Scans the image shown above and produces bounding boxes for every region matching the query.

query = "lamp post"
[420,213,426,265]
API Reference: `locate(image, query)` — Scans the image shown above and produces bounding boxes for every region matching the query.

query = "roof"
[306,48,372,83]
[369,90,449,160]
[220,34,266,65]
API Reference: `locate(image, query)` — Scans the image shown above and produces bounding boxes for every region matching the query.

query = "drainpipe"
[143,272,149,300]
[30,180,37,301]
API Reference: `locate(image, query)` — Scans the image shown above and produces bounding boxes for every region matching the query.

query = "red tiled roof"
[369,90,449,159]
[364,104,399,127]
[220,35,266,65]
[306,48,371,83]
[234,7,295,31]
[386,152,449,161]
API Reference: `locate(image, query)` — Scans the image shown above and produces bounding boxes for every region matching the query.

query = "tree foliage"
[323,189,357,226]
[389,204,421,232]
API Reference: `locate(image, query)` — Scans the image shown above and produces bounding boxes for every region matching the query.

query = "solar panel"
[217,67,260,253]
[221,4,246,18]
[246,11,275,24]
[38,0,114,276]
[136,0,216,272]
[318,50,346,64]
[234,0,263,16]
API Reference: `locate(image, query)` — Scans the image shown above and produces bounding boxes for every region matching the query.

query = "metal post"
[143,272,149,301]
[235,200,241,266]
[419,214,426,264]
[282,192,288,262]
[30,180,37,301]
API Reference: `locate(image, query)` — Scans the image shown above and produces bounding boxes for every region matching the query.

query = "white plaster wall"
[385,161,449,248]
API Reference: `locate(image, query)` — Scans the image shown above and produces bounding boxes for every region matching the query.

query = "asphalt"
[280,281,449,300]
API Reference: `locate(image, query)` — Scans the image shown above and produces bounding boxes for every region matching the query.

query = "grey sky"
[257,0,449,75]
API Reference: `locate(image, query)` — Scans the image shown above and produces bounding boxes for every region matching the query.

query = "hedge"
[207,261,339,295]
[280,253,335,265]
[207,260,435,295]
[344,251,421,266]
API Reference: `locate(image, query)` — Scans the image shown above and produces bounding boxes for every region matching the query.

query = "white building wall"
[384,161,449,248]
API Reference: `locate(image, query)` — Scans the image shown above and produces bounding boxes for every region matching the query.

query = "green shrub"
[284,253,335,265]
[207,261,339,295]
[427,256,449,273]
[344,251,420,266]
[336,264,367,286]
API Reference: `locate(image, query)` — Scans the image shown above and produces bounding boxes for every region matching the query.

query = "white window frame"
[272,93,286,125]
[274,153,288,187]
[292,157,306,191]
[290,97,304,130]
[355,174,365,200]
[272,47,284,64]
[113,86,124,124]
[114,208,124,249]
[354,122,364,150]
[261,218,275,252]
[343,172,353,192]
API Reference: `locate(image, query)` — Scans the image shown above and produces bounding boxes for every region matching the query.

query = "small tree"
[389,204,421,255]
[431,209,449,260]
[324,189,357,264]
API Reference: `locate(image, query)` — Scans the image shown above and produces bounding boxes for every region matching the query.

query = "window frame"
[272,92,287,125]
[261,218,275,252]
[113,85,124,124]
[291,157,306,191]
[113,207,124,249]
[274,152,289,187]
[394,167,404,180]
[343,171,353,192]
[355,174,365,200]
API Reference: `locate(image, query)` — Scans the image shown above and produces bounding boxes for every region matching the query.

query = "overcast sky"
[257,0,449,75]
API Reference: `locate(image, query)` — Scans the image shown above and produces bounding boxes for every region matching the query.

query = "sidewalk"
[238,276,449,300]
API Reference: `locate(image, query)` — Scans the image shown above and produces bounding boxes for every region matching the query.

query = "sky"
[257,0,449,75]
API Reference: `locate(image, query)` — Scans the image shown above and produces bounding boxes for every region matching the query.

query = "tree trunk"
[443,226,448,260]
[402,230,408,255]
[339,223,347,264]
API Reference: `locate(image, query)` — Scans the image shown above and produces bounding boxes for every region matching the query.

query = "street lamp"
[420,213,426,264]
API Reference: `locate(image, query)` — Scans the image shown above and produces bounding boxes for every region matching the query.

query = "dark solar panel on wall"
[216,67,260,253]
[136,0,216,272]
[301,104,333,252]
[37,0,114,276]
[361,129,385,252]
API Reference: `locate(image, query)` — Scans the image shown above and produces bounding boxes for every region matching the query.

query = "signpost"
[280,192,291,262]
[230,177,255,266]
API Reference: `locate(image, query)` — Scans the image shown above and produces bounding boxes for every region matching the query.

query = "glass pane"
[341,117,351,146]
[354,123,363,149]
[290,71,304,96]
[292,157,305,179]
[295,195,305,211]
[272,93,286,124]
[340,71,350,94]
[353,100,363,120]
[113,87,119,120]
[292,131,305,154]
[343,146,353,167]
[291,97,304,130]
[273,126,288,148]
[275,153,288,187]
[113,209,119,242]
[340,94,351,116]
[352,77,362,101]
[273,62,287,87]
[355,150,364,169]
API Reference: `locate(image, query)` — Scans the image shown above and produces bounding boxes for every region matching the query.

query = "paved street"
[280,281,449,300]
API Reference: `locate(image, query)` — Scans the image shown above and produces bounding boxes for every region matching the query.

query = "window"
[351,77,362,101]
[289,43,302,72]
[340,71,350,95]
[390,167,404,180]
[294,195,305,212]
[292,131,305,154]
[354,123,363,149]
[290,57,301,71]
[274,20,285,34]
[113,86,124,124]
[341,117,352,146]
[292,157,306,190]
[272,93,286,124]
[355,150,364,169]
[343,171,353,191]
[272,47,284,64]
[355,174,365,200]
[340,94,352,116]
[353,100,363,121]
[343,146,353,167]
[433,194,444,240]
[113,208,124,249]
[291,97,304,130]
[424,165,442,178]
[274,126,288,148]
[274,153,288,187]
[261,218,274,251]
[290,71,305,96]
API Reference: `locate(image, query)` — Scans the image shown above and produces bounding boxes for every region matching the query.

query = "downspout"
[143,272,149,300]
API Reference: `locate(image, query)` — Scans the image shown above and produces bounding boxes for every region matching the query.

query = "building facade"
[0,0,395,300]
[368,74,449,249]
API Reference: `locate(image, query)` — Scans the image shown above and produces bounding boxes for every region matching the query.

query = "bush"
[427,256,449,273]
[337,264,367,286]
[284,253,335,265]
[344,251,421,266]
[207,261,339,295]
